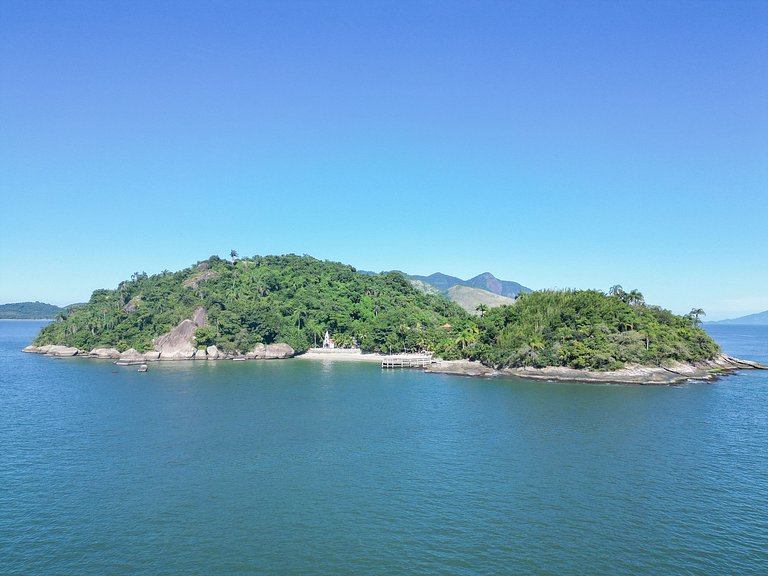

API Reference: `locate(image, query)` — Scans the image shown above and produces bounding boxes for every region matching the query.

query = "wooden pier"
[381,354,433,369]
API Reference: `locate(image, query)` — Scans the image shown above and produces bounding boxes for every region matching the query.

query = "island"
[24,254,765,384]
[0,301,66,319]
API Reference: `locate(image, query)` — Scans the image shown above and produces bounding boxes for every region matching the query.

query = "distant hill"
[407,271,531,302]
[0,301,64,319]
[445,285,517,314]
[407,272,466,292]
[461,272,530,298]
[707,310,768,326]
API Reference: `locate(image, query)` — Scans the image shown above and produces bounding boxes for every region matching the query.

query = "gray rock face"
[194,349,207,360]
[47,345,79,357]
[245,343,295,359]
[246,344,267,359]
[22,345,40,353]
[90,348,121,359]
[120,348,144,360]
[206,345,220,359]
[154,307,208,360]
[183,271,219,289]
[266,343,295,359]
[143,351,160,360]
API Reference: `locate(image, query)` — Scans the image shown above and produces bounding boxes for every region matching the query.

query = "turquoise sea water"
[1,321,767,575]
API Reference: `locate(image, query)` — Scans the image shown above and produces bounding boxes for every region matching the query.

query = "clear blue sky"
[1,0,766,319]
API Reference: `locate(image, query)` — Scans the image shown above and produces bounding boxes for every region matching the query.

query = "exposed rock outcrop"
[183,271,219,289]
[246,343,295,359]
[425,359,497,377]
[153,307,208,360]
[46,345,79,356]
[425,353,767,385]
[90,348,121,359]
[498,353,767,385]
[119,348,144,361]
[206,345,220,359]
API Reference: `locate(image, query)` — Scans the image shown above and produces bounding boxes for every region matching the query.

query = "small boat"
[137,364,148,372]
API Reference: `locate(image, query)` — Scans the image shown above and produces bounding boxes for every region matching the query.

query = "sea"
[1,321,766,575]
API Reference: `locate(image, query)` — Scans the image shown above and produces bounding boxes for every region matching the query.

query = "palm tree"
[627,290,645,306]
[609,285,626,300]
[689,308,705,326]
[230,249,238,261]
[475,304,489,317]
[455,324,480,351]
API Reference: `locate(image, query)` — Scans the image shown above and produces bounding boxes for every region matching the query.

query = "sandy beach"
[296,348,386,362]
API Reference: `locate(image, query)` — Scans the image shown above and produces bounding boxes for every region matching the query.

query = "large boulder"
[206,345,220,359]
[90,348,121,359]
[245,343,295,359]
[22,345,41,353]
[47,345,79,357]
[194,349,207,360]
[266,343,294,359]
[154,307,208,360]
[245,344,267,359]
[119,348,144,361]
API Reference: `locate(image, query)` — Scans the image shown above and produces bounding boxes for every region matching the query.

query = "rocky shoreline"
[426,353,767,384]
[21,304,767,386]
[23,306,296,362]
[22,342,296,361]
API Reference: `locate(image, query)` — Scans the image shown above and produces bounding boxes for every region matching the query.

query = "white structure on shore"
[322,331,335,349]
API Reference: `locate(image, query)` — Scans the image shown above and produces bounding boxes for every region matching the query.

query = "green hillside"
[33,256,719,371]
[468,288,719,370]
[34,255,471,357]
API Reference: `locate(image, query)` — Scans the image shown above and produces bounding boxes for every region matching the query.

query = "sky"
[1,0,766,320]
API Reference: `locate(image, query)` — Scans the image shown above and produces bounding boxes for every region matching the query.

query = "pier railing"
[381,354,433,369]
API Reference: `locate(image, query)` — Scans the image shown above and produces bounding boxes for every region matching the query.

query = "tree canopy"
[34,255,719,370]
[34,254,471,357]
[468,289,718,370]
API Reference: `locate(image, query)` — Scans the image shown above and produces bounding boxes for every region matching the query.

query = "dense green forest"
[0,301,65,319]
[34,255,471,357]
[34,255,719,369]
[469,287,718,370]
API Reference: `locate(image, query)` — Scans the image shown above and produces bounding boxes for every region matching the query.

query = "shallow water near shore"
[1,321,767,575]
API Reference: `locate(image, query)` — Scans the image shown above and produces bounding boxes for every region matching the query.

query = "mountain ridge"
[407,271,531,298]
[0,301,65,319]
[707,310,768,326]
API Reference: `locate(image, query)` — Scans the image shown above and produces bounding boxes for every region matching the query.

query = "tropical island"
[24,254,764,384]
[0,301,66,319]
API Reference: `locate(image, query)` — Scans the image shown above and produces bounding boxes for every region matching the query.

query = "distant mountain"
[462,272,530,298]
[707,310,768,326]
[445,285,517,314]
[0,301,65,319]
[407,272,531,298]
[407,273,466,292]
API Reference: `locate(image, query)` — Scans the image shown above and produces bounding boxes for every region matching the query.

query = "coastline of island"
[21,342,766,386]
[425,353,767,385]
